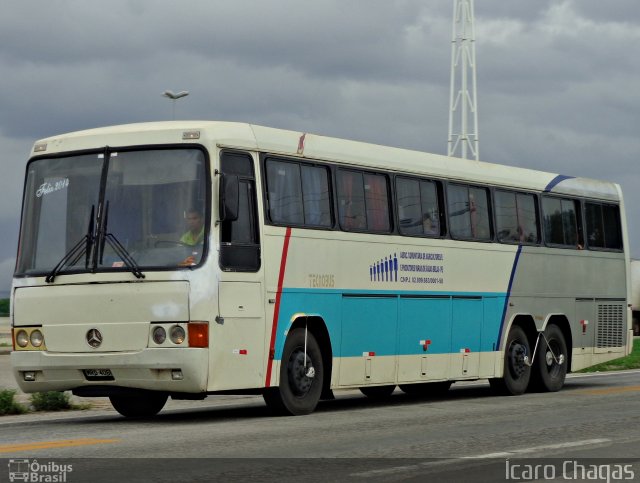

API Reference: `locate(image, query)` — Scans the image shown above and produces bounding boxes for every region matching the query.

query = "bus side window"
[447,184,491,241]
[585,202,622,250]
[337,170,367,231]
[220,152,260,271]
[264,159,332,228]
[396,177,440,237]
[542,196,583,249]
[337,169,390,233]
[495,190,539,244]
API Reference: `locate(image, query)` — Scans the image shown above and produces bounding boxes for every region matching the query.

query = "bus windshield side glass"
[16,148,208,276]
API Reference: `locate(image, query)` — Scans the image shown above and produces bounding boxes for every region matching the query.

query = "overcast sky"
[1,0,639,293]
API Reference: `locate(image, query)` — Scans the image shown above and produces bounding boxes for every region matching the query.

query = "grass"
[578,338,640,372]
[30,391,73,411]
[29,391,92,411]
[0,298,9,317]
[0,389,27,415]
[0,390,92,416]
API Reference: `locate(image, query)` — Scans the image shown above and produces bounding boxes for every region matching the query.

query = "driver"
[179,209,204,266]
[180,209,204,246]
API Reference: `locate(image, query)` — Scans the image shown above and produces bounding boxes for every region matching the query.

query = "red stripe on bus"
[265,227,292,387]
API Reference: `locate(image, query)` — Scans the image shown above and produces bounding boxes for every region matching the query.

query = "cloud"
[0,0,640,293]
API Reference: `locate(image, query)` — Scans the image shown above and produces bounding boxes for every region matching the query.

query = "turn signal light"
[188,322,208,348]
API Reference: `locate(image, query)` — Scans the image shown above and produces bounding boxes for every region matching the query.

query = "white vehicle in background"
[631,259,640,335]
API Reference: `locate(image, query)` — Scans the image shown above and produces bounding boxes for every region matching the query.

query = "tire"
[263,328,324,416]
[491,325,531,395]
[399,381,452,396]
[533,325,568,392]
[359,385,396,399]
[633,316,640,337]
[109,392,168,418]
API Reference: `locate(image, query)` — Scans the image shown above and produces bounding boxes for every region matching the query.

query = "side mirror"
[219,174,239,222]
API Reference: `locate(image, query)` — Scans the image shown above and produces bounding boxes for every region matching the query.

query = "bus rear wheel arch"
[263,327,324,415]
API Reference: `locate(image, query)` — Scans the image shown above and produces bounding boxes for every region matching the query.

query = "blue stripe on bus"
[543,175,575,192]
[272,288,508,360]
[496,245,523,350]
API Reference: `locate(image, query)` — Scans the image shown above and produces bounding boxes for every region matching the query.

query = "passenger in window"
[468,192,478,237]
[589,227,603,247]
[422,213,439,235]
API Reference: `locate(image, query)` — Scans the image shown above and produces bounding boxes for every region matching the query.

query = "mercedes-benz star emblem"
[86,328,103,349]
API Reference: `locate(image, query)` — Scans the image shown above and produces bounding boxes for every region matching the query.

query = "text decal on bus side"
[369,251,445,285]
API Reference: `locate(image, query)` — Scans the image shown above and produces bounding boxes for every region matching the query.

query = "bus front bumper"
[10,348,208,395]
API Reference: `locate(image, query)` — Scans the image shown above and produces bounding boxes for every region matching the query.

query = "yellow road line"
[575,385,640,396]
[0,438,120,454]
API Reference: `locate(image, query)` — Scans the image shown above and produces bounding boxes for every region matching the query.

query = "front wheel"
[263,328,324,415]
[109,392,168,418]
[490,325,531,395]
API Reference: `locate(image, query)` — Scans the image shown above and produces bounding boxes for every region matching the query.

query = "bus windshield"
[16,147,208,276]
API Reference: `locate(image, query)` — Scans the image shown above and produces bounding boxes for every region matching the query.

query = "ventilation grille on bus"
[596,304,625,348]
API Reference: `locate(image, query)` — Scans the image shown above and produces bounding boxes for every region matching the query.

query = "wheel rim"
[508,340,528,379]
[544,339,562,378]
[287,348,315,397]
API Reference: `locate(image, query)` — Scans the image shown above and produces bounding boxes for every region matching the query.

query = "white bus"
[11,121,633,417]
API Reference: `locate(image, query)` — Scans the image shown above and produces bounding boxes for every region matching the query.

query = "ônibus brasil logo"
[8,459,73,482]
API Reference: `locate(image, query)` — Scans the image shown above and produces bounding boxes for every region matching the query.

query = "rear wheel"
[109,392,168,418]
[359,385,396,399]
[490,325,531,395]
[263,328,324,415]
[533,325,568,392]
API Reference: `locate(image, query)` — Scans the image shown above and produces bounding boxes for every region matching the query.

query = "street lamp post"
[162,90,189,120]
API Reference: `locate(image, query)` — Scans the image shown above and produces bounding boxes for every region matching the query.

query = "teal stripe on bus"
[272,289,507,360]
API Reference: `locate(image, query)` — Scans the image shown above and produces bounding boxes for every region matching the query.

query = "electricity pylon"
[448,0,479,160]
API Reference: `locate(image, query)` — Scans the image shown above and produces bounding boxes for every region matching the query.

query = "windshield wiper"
[98,201,145,279]
[45,205,95,283]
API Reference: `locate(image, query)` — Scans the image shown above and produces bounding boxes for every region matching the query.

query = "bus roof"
[32,120,621,202]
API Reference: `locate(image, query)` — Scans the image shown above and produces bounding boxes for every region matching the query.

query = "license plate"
[83,368,114,380]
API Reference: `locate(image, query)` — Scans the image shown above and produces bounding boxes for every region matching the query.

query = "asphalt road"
[1,357,639,482]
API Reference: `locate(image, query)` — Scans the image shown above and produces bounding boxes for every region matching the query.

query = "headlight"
[30,330,44,348]
[170,325,185,345]
[16,330,29,348]
[152,326,167,344]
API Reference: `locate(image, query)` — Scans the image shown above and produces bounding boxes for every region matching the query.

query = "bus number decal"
[308,274,335,288]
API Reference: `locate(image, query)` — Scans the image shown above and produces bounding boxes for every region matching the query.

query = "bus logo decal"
[370,254,398,282]
[370,251,445,284]
[86,328,103,349]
